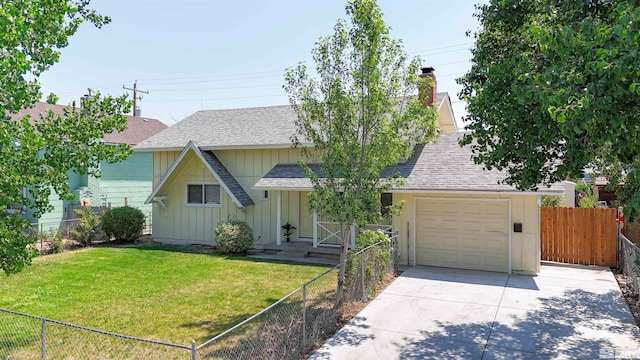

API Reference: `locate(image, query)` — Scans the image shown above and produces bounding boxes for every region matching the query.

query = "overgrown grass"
[0,245,329,345]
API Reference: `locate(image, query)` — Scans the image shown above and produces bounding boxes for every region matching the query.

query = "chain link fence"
[619,233,640,296]
[0,308,194,359]
[0,231,399,359]
[197,231,399,359]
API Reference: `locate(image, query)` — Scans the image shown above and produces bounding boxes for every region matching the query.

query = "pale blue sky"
[39,0,484,125]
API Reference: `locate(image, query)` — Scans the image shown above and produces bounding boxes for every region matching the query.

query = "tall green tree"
[0,0,131,275]
[459,0,640,215]
[284,0,438,304]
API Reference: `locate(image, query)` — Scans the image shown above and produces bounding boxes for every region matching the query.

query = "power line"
[52,44,475,97]
[145,74,284,86]
[410,42,473,54]
[137,70,284,82]
[152,83,283,92]
[145,94,286,103]
[431,59,470,67]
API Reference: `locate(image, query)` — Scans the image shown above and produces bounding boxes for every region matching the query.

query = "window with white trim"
[186,183,221,206]
[262,190,269,200]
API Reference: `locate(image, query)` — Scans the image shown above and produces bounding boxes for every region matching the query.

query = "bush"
[37,229,63,254]
[541,195,564,207]
[71,207,99,247]
[101,206,145,242]
[576,181,596,208]
[345,230,392,299]
[578,196,597,208]
[215,219,254,254]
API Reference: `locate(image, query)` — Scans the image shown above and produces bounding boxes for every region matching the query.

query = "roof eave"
[135,142,313,152]
[388,188,564,195]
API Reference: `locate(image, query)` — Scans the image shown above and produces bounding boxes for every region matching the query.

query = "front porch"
[248,240,341,266]
[271,189,392,249]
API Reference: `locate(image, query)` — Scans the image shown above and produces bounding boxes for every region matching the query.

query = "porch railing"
[314,222,392,248]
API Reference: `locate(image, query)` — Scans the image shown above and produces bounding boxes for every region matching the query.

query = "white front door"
[299,192,314,238]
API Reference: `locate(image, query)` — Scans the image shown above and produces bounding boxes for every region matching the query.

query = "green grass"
[0,245,329,345]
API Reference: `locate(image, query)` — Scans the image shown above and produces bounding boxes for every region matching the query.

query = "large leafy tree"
[459,0,640,215]
[0,0,131,274]
[285,0,438,304]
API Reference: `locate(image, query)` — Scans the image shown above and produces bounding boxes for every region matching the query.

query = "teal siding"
[99,152,153,217]
[27,152,154,231]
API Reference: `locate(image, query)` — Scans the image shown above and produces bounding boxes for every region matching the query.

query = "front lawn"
[0,245,328,344]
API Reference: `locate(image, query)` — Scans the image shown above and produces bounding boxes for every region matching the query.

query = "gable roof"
[145,141,254,208]
[136,105,302,151]
[10,102,167,145]
[135,93,451,151]
[253,132,565,195]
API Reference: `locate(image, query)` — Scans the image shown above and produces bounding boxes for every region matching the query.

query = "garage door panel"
[440,202,460,214]
[462,237,483,250]
[463,220,483,232]
[486,237,507,251]
[417,251,458,267]
[417,232,461,251]
[463,202,482,214]
[462,254,481,266]
[415,199,510,273]
[485,221,507,233]
[486,203,507,215]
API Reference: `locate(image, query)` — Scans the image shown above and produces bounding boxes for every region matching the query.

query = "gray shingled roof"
[136,105,300,150]
[135,93,450,151]
[254,132,565,194]
[200,149,255,207]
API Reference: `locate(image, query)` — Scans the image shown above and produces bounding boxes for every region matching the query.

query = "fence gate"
[540,207,617,267]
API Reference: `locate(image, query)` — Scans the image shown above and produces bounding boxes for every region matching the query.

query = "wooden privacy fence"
[541,207,617,267]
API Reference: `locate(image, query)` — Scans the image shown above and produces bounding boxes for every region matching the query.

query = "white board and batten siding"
[151,148,305,245]
[392,193,541,275]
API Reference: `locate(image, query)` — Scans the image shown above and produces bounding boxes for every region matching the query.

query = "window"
[187,184,221,206]
[262,190,269,200]
[381,193,393,215]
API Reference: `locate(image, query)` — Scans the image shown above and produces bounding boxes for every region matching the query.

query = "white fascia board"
[388,189,564,196]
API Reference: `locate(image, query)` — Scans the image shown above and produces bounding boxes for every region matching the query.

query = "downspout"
[407,221,410,266]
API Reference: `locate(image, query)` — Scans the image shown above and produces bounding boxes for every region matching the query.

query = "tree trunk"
[335,225,351,308]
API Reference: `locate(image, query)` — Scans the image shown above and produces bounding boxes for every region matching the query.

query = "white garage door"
[415,199,510,272]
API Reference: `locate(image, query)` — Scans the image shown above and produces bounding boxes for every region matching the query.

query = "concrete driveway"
[311,263,640,359]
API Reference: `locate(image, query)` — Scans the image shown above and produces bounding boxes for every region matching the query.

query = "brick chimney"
[419,66,437,107]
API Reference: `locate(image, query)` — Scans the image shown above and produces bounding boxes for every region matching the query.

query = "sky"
[39,0,484,126]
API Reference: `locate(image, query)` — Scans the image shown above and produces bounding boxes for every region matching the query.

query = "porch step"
[308,251,340,260]
[247,248,264,255]
[276,250,309,258]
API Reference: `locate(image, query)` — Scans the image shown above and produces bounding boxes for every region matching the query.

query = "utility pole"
[123,80,149,116]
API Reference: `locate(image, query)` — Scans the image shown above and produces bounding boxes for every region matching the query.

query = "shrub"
[576,181,596,208]
[101,206,145,242]
[578,196,597,208]
[215,219,254,254]
[71,207,99,247]
[345,230,392,299]
[37,229,63,255]
[541,195,564,207]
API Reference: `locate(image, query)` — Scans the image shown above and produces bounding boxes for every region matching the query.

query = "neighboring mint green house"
[11,102,167,230]
[137,69,568,275]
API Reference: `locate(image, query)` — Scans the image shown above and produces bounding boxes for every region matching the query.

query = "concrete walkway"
[310,263,640,359]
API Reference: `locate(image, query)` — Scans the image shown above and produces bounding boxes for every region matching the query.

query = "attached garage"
[382,133,567,276]
[414,198,510,272]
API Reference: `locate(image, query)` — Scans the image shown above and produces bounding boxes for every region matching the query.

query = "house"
[10,102,167,231]
[137,69,564,275]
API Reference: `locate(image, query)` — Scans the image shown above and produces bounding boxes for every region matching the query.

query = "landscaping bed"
[613,270,640,327]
